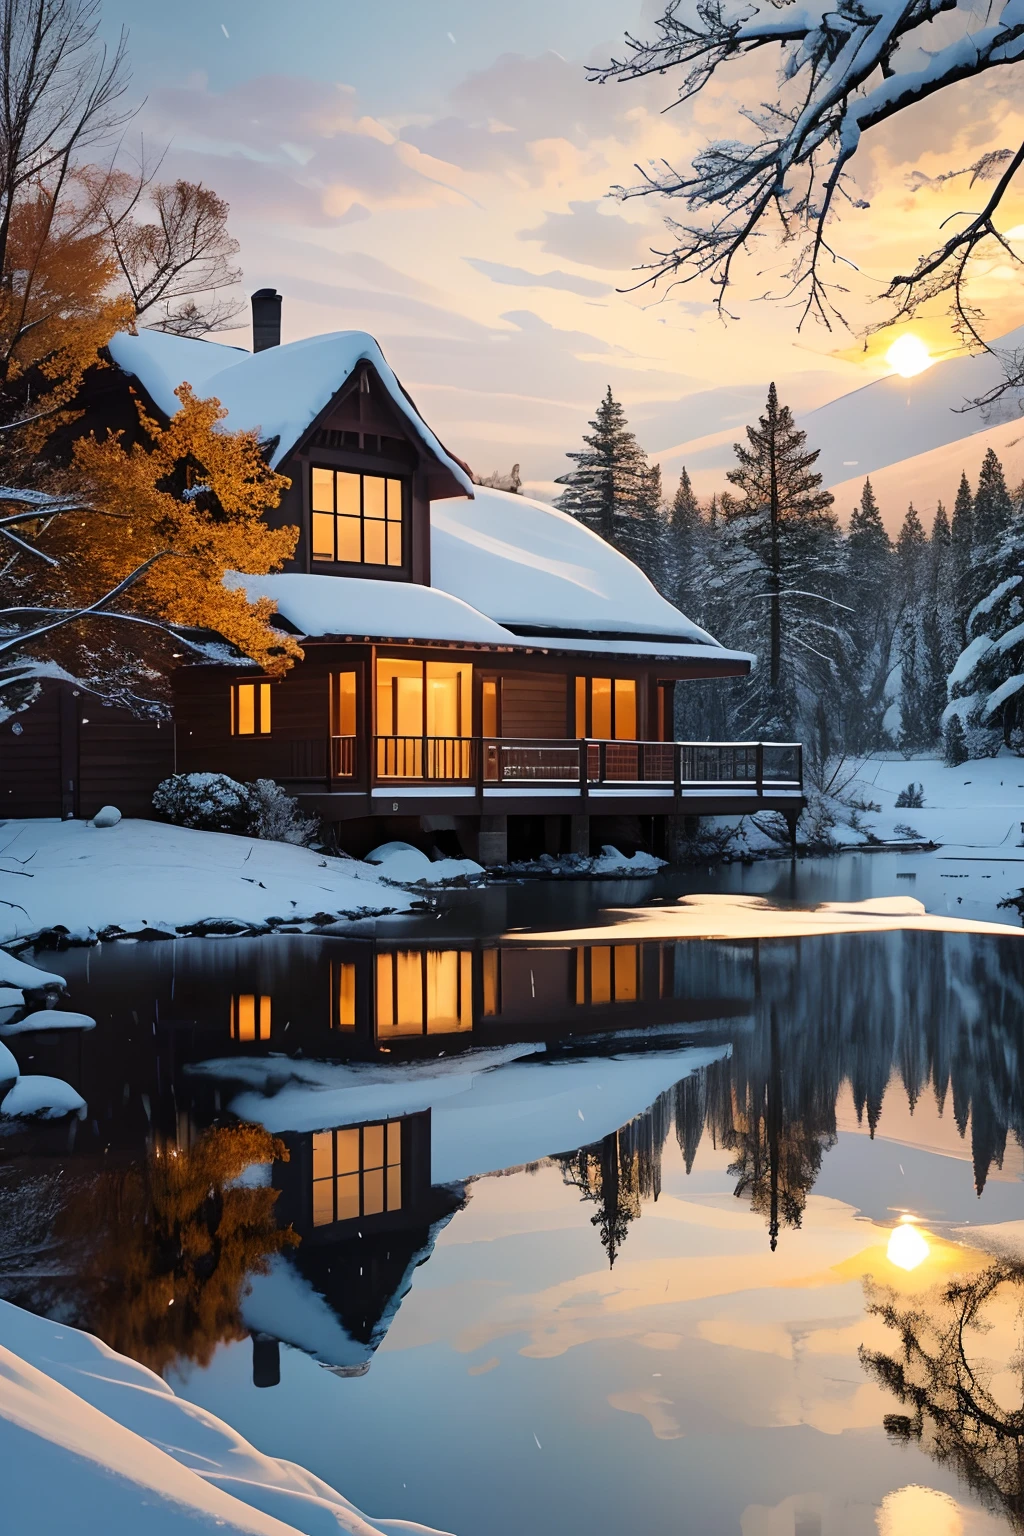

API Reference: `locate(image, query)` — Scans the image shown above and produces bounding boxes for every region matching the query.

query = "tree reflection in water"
[861,1263,1024,1533]
[53,1124,296,1376]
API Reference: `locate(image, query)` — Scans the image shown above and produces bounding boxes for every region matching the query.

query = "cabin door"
[376,657,473,778]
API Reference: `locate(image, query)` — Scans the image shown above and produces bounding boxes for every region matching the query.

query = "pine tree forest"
[556,387,1024,764]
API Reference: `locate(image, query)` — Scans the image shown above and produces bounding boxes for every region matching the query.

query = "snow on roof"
[240,1255,371,1374]
[227,571,517,645]
[431,486,720,645]
[106,327,474,493]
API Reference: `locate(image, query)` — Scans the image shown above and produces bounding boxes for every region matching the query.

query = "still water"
[4,852,1024,1535]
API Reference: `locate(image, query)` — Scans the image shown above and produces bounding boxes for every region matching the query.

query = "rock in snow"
[365,841,483,884]
[0,1009,96,1037]
[1,1075,86,1120]
[0,1298,454,1535]
[0,949,65,992]
[90,805,121,828]
[0,1040,17,1093]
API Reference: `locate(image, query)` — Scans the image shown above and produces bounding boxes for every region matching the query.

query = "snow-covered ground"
[0,819,421,944]
[0,1299,454,1535]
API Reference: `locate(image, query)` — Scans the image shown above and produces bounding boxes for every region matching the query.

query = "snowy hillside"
[655,326,1024,527]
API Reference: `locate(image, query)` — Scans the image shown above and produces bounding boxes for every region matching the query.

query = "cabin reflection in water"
[259,1108,464,1380]
[224,937,744,1059]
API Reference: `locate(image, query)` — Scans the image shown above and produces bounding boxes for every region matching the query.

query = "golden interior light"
[887,1217,930,1271]
[885,334,933,378]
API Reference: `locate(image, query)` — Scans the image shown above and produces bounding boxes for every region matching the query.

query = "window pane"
[386,479,403,521]
[592,679,612,740]
[312,468,334,512]
[386,520,403,567]
[613,945,637,1001]
[334,672,356,736]
[614,679,637,740]
[363,475,386,521]
[591,946,612,1005]
[387,1164,402,1212]
[234,993,255,1040]
[386,1120,402,1165]
[236,684,255,735]
[337,473,361,518]
[259,683,271,734]
[312,511,335,561]
[312,1130,333,1180]
[426,662,472,737]
[337,961,356,1029]
[426,949,459,1032]
[482,680,498,738]
[575,677,586,737]
[362,1168,384,1216]
[376,952,394,1032]
[363,1123,385,1169]
[336,1127,361,1175]
[575,947,585,1005]
[393,950,424,1033]
[336,1173,360,1222]
[483,948,500,1015]
[259,994,271,1039]
[460,950,473,1030]
[312,1178,334,1227]
[363,518,386,565]
[336,515,361,563]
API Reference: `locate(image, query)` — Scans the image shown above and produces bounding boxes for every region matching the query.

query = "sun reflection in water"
[887,1217,930,1272]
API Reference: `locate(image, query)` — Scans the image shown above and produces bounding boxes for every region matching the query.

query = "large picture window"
[376,950,473,1037]
[312,1120,402,1227]
[376,657,473,777]
[231,682,271,735]
[311,468,404,567]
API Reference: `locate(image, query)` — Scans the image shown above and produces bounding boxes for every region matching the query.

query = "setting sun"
[887,1218,930,1271]
[885,334,933,378]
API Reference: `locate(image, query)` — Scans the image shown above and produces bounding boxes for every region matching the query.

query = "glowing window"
[575,945,641,1006]
[574,677,637,740]
[483,948,501,1017]
[331,961,356,1030]
[376,949,474,1036]
[230,993,271,1041]
[311,1120,403,1227]
[332,671,357,736]
[231,681,271,736]
[310,468,404,567]
[482,679,498,738]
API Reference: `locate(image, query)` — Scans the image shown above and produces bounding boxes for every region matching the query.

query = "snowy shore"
[0,1298,454,1535]
[0,819,422,946]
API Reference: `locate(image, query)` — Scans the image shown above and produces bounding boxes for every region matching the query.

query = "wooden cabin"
[1,291,803,857]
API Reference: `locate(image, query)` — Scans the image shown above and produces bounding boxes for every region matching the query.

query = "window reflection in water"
[230,993,271,1041]
[312,1120,403,1227]
[376,950,472,1036]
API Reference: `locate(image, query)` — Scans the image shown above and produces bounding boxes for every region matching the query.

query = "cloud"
[465,258,611,296]
[518,200,653,272]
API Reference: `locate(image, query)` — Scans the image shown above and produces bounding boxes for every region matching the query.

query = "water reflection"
[862,1261,1024,1532]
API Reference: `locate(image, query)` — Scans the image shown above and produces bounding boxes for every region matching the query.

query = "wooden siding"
[498,672,567,739]
[0,682,173,819]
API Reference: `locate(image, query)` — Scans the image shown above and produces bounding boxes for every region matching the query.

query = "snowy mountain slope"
[650,327,1024,522]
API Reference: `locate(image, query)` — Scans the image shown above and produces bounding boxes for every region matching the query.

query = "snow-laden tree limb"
[592,0,1024,350]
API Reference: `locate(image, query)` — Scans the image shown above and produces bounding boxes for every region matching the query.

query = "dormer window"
[311,467,404,568]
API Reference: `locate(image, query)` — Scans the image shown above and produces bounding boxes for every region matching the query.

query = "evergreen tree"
[948,478,1024,749]
[943,712,968,766]
[950,471,974,643]
[925,504,956,743]
[973,448,1013,558]
[720,382,843,736]
[845,478,895,750]
[665,466,705,618]
[555,387,654,562]
[892,505,931,750]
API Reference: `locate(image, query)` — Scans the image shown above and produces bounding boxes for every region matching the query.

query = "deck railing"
[203,735,802,796]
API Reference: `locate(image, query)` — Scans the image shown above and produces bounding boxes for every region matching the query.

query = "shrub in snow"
[893,822,923,841]
[153,772,251,833]
[153,774,317,845]
[943,714,969,767]
[243,778,318,846]
[91,805,121,827]
[894,783,925,809]
[1,1074,85,1120]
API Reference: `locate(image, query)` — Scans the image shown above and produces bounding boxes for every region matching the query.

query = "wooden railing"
[205,736,802,797]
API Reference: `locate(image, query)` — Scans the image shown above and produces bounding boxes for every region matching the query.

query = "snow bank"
[365,841,483,884]
[227,572,515,646]
[0,1009,95,1036]
[0,1041,17,1086]
[108,327,474,496]
[0,819,415,944]
[0,1299,455,1535]
[1,1075,85,1119]
[0,950,65,991]
[432,486,727,646]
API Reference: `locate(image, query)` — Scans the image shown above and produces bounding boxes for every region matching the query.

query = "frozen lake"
[4,851,1024,1535]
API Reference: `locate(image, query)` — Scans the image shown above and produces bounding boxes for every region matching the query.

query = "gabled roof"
[431,486,721,647]
[106,327,474,496]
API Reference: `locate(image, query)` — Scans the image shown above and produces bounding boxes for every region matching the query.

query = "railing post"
[599,739,606,785]
[673,741,682,806]
[579,739,588,800]
[476,735,484,807]
[756,741,763,803]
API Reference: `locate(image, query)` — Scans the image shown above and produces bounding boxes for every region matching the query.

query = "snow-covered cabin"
[16,292,801,855]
